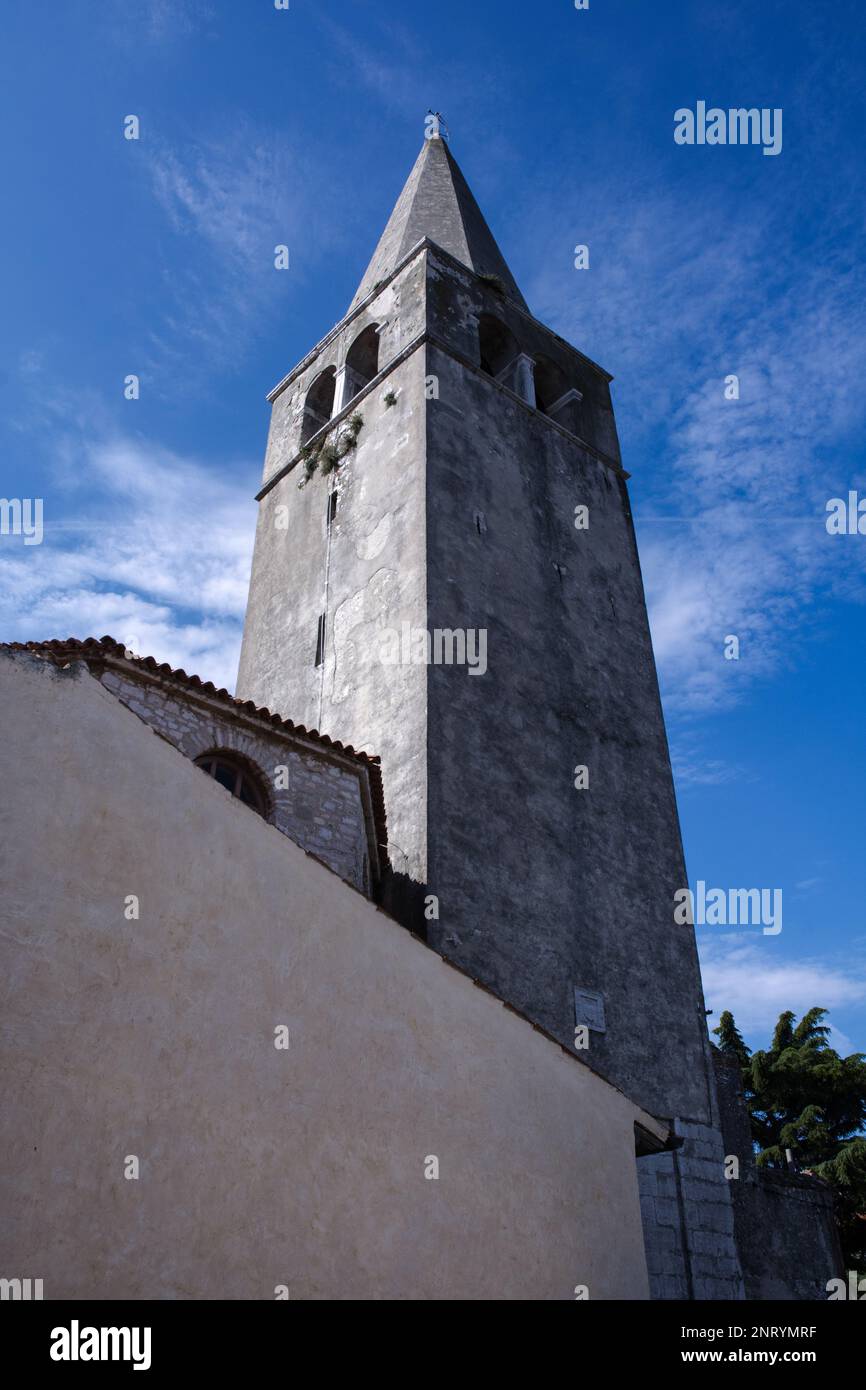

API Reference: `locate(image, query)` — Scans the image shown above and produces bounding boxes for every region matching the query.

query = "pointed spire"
[349,132,528,312]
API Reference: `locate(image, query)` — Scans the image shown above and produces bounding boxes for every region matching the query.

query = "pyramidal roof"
[349,134,528,313]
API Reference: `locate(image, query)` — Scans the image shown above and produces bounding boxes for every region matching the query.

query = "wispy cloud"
[101,0,217,47]
[141,0,215,41]
[1,428,255,691]
[669,718,754,791]
[673,754,750,789]
[315,11,424,117]
[523,170,866,716]
[139,120,341,391]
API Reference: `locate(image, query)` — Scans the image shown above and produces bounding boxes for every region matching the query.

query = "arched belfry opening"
[478,314,535,406]
[343,324,380,401]
[479,314,518,378]
[301,366,337,445]
[534,354,584,436]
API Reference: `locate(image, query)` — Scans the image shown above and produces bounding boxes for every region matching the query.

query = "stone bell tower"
[237,127,744,1300]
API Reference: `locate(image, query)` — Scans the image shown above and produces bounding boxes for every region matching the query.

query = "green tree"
[714,1009,751,1067]
[713,1007,866,1269]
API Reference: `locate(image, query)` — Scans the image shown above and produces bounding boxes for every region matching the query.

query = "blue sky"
[2,0,865,1057]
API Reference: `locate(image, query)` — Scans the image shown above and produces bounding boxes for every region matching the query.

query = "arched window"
[194,752,268,817]
[301,366,337,445]
[478,314,519,379]
[534,355,584,436]
[478,315,534,404]
[343,324,380,402]
[533,356,567,415]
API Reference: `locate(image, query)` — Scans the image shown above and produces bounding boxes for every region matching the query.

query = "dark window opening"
[533,355,568,416]
[194,754,267,817]
[478,314,519,379]
[301,366,337,446]
[315,612,326,668]
[344,324,380,401]
[534,354,584,435]
[327,491,338,527]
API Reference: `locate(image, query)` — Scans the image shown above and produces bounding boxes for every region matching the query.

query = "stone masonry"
[7,639,385,897]
[712,1049,843,1299]
[639,1121,744,1300]
[236,134,745,1298]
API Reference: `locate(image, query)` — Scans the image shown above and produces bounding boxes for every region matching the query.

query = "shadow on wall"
[378,866,429,944]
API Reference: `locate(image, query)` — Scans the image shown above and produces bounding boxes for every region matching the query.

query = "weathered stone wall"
[425,245,622,463]
[424,255,744,1299]
[638,1122,744,1300]
[238,271,430,887]
[97,666,373,893]
[732,1175,844,1301]
[240,243,716,1118]
[0,646,658,1300]
[261,254,427,486]
[713,1050,844,1299]
[423,309,709,1118]
[236,241,746,1298]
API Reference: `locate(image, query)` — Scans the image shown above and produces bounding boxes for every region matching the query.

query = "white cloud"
[699,935,866,1053]
[0,433,255,692]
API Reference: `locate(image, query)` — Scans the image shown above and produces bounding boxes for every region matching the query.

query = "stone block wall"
[712,1049,844,1300]
[638,1119,744,1300]
[98,667,373,893]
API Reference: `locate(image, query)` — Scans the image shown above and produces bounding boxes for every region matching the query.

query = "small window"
[315,613,326,667]
[194,754,267,817]
[327,491,338,528]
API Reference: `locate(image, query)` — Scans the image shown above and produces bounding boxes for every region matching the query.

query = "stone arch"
[479,314,534,404]
[534,354,584,436]
[478,314,519,378]
[193,747,274,821]
[301,366,337,445]
[343,324,381,399]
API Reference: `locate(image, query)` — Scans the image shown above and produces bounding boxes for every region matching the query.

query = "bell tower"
[237,127,744,1300]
